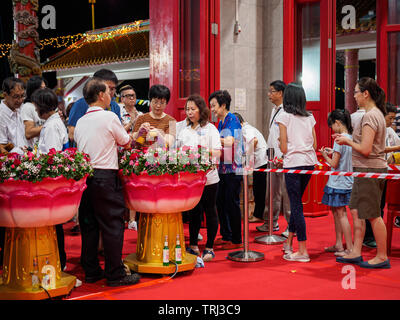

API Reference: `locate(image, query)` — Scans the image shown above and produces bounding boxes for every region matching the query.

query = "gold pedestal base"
[0,226,76,300]
[124,253,197,274]
[124,212,197,274]
[0,272,76,300]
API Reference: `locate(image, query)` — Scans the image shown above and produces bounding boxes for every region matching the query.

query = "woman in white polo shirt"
[31,88,69,273]
[177,95,222,262]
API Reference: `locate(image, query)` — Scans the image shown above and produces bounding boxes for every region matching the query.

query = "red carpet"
[62,209,400,301]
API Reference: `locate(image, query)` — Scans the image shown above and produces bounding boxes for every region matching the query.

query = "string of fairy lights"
[0,20,147,59]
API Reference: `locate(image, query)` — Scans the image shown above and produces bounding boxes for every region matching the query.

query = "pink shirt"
[275,110,318,168]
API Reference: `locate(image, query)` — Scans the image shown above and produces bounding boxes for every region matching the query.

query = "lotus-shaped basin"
[0,176,87,228]
[120,171,207,214]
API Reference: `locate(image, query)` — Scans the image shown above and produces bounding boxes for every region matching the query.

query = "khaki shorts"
[349,167,387,220]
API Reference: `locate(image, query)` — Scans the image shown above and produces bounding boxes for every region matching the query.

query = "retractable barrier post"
[254,148,286,245]
[227,156,264,262]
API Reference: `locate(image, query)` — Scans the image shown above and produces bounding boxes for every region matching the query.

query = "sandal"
[202,249,215,262]
[324,245,343,253]
[334,249,351,257]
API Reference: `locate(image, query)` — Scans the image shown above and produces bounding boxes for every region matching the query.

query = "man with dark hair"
[0,77,28,154]
[74,77,139,287]
[210,89,244,250]
[255,80,291,237]
[67,69,121,144]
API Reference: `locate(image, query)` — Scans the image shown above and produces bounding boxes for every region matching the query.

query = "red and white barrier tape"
[251,167,400,180]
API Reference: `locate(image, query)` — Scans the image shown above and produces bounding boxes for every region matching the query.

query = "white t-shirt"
[0,100,28,152]
[266,104,284,158]
[20,102,45,148]
[38,113,68,153]
[386,126,400,160]
[241,122,268,168]
[275,110,318,168]
[74,106,130,170]
[176,119,189,137]
[177,122,221,185]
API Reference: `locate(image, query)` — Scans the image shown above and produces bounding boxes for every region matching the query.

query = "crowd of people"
[0,68,398,288]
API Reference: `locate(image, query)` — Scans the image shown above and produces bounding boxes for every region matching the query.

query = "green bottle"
[175,234,182,264]
[162,235,169,266]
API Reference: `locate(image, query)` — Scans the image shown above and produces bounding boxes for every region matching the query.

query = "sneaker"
[395,216,400,228]
[128,220,137,230]
[107,273,140,287]
[256,223,279,232]
[283,252,310,262]
[201,249,215,262]
[75,278,82,288]
[282,242,293,254]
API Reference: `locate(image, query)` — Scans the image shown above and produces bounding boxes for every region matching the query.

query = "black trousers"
[189,183,219,248]
[216,173,243,244]
[55,224,66,270]
[252,164,268,219]
[78,169,126,281]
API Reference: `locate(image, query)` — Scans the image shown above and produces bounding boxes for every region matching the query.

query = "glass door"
[176,0,220,120]
[284,0,335,149]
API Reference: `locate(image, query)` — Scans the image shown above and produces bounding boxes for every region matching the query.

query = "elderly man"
[74,77,139,287]
[0,77,28,154]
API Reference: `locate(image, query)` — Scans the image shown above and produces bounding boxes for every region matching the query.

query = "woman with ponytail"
[334,77,390,269]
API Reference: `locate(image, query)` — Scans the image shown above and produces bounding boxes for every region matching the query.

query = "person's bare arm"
[24,120,42,140]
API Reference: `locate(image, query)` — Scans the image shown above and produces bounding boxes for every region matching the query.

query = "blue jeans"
[284,166,314,242]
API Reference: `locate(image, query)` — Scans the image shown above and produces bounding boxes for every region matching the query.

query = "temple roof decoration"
[41,20,149,72]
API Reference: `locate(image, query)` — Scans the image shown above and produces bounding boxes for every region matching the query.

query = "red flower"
[48,148,57,156]
[13,158,21,166]
[129,153,139,161]
[47,157,54,165]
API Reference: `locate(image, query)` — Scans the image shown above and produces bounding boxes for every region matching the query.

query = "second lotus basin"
[0,176,87,228]
[120,171,207,214]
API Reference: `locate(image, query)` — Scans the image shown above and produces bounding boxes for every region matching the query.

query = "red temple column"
[9,0,41,82]
[344,49,359,114]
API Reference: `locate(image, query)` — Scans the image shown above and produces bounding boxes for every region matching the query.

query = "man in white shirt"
[74,77,139,287]
[257,80,291,236]
[0,77,28,154]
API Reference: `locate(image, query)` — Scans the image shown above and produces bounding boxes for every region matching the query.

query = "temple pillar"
[344,49,359,114]
[9,0,41,82]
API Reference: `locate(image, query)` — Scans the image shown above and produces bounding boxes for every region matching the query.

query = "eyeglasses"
[122,94,136,99]
[151,99,167,106]
[10,94,26,100]
[268,90,278,94]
